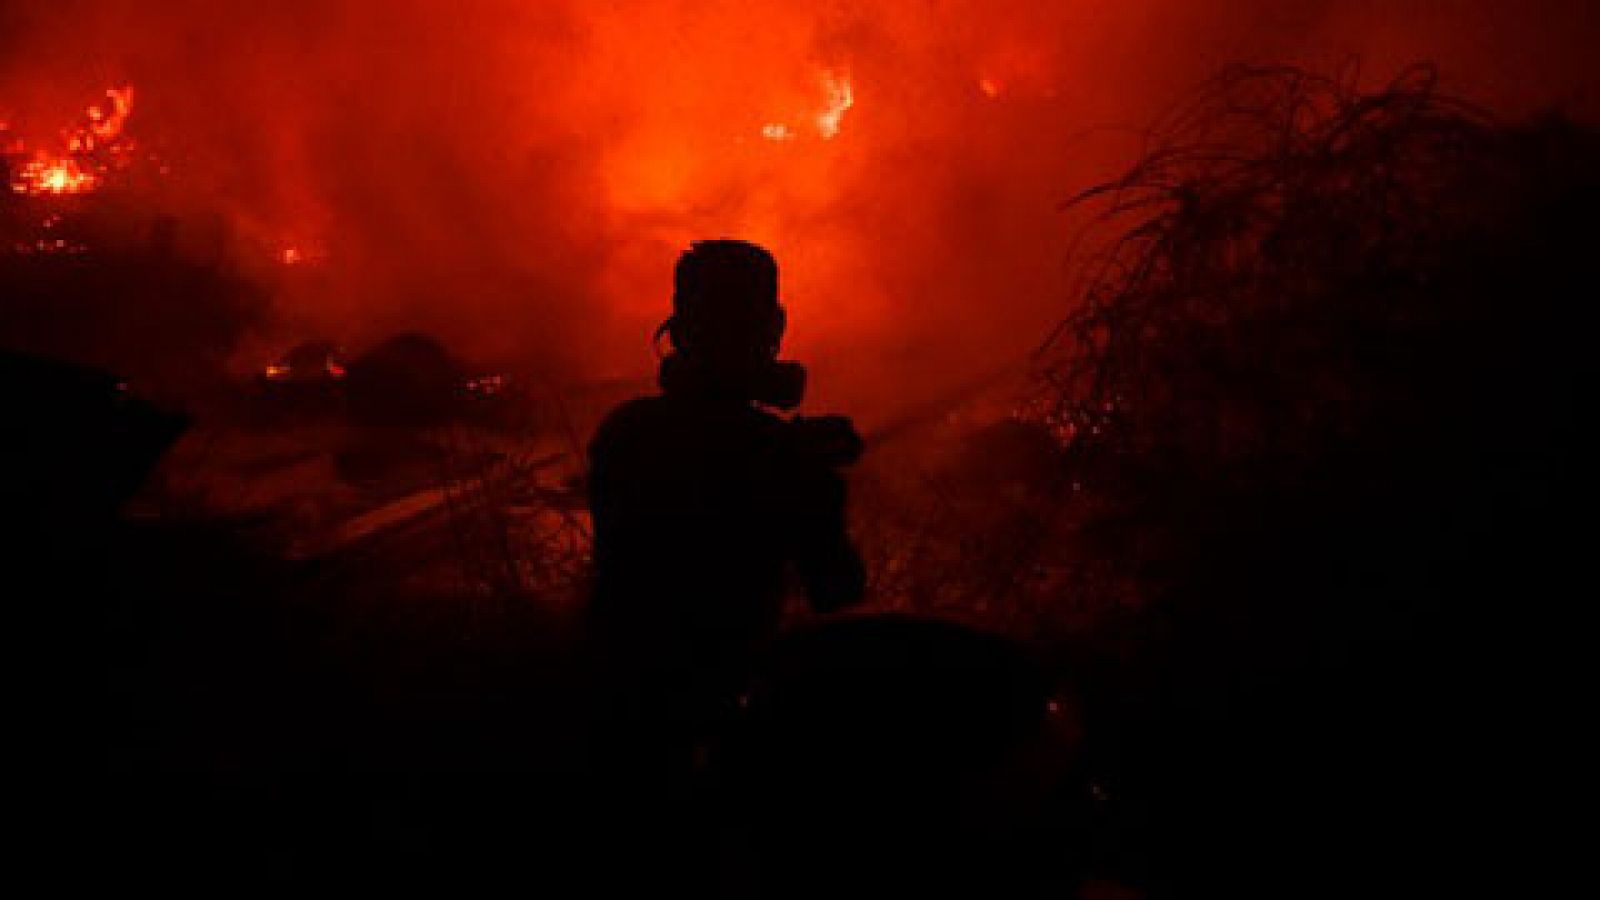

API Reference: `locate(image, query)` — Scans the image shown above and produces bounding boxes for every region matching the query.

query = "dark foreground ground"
[12,476,1536,899]
[17,512,1090,896]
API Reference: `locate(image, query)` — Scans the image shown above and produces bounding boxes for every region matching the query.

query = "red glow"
[466,374,506,396]
[16,158,98,195]
[6,86,137,197]
[1,2,1595,423]
[759,69,853,143]
[813,70,853,139]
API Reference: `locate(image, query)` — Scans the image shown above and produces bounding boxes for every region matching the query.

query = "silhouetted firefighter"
[585,239,865,776]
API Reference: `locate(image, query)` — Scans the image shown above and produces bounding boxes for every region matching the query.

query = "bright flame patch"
[815,69,853,139]
[6,86,137,197]
[759,68,854,142]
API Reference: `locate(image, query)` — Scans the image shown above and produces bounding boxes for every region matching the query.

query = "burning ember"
[10,237,89,256]
[5,86,138,197]
[465,374,506,396]
[761,69,854,142]
[263,341,347,383]
[271,238,327,268]
[16,158,99,195]
[814,69,854,139]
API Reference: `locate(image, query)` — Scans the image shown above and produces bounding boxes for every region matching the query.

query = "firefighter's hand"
[791,414,864,467]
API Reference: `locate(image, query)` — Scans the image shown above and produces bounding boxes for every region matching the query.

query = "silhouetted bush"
[1022,64,1598,895]
[1029,63,1598,626]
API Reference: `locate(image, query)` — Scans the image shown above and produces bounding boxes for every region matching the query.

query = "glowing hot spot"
[815,70,853,139]
[17,158,98,195]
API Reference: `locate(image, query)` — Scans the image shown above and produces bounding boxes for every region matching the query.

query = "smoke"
[3,0,1597,424]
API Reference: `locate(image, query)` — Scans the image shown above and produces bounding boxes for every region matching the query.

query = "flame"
[758,68,855,143]
[264,364,292,380]
[6,86,137,197]
[15,158,98,195]
[273,237,329,267]
[815,69,854,139]
[88,87,134,142]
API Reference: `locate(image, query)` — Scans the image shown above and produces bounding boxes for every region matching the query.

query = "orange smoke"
[2,1,1598,423]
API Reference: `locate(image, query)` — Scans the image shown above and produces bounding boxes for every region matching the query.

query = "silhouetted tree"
[1026,65,1598,896]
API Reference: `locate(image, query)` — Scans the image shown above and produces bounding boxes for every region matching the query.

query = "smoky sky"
[3,0,1597,423]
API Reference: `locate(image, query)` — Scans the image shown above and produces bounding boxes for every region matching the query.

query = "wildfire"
[6,86,137,197]
[274,239,327,267]
[15,158,98,195]
[85,88,134,145]
[761,68,855,142]
[815,69,854,139]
